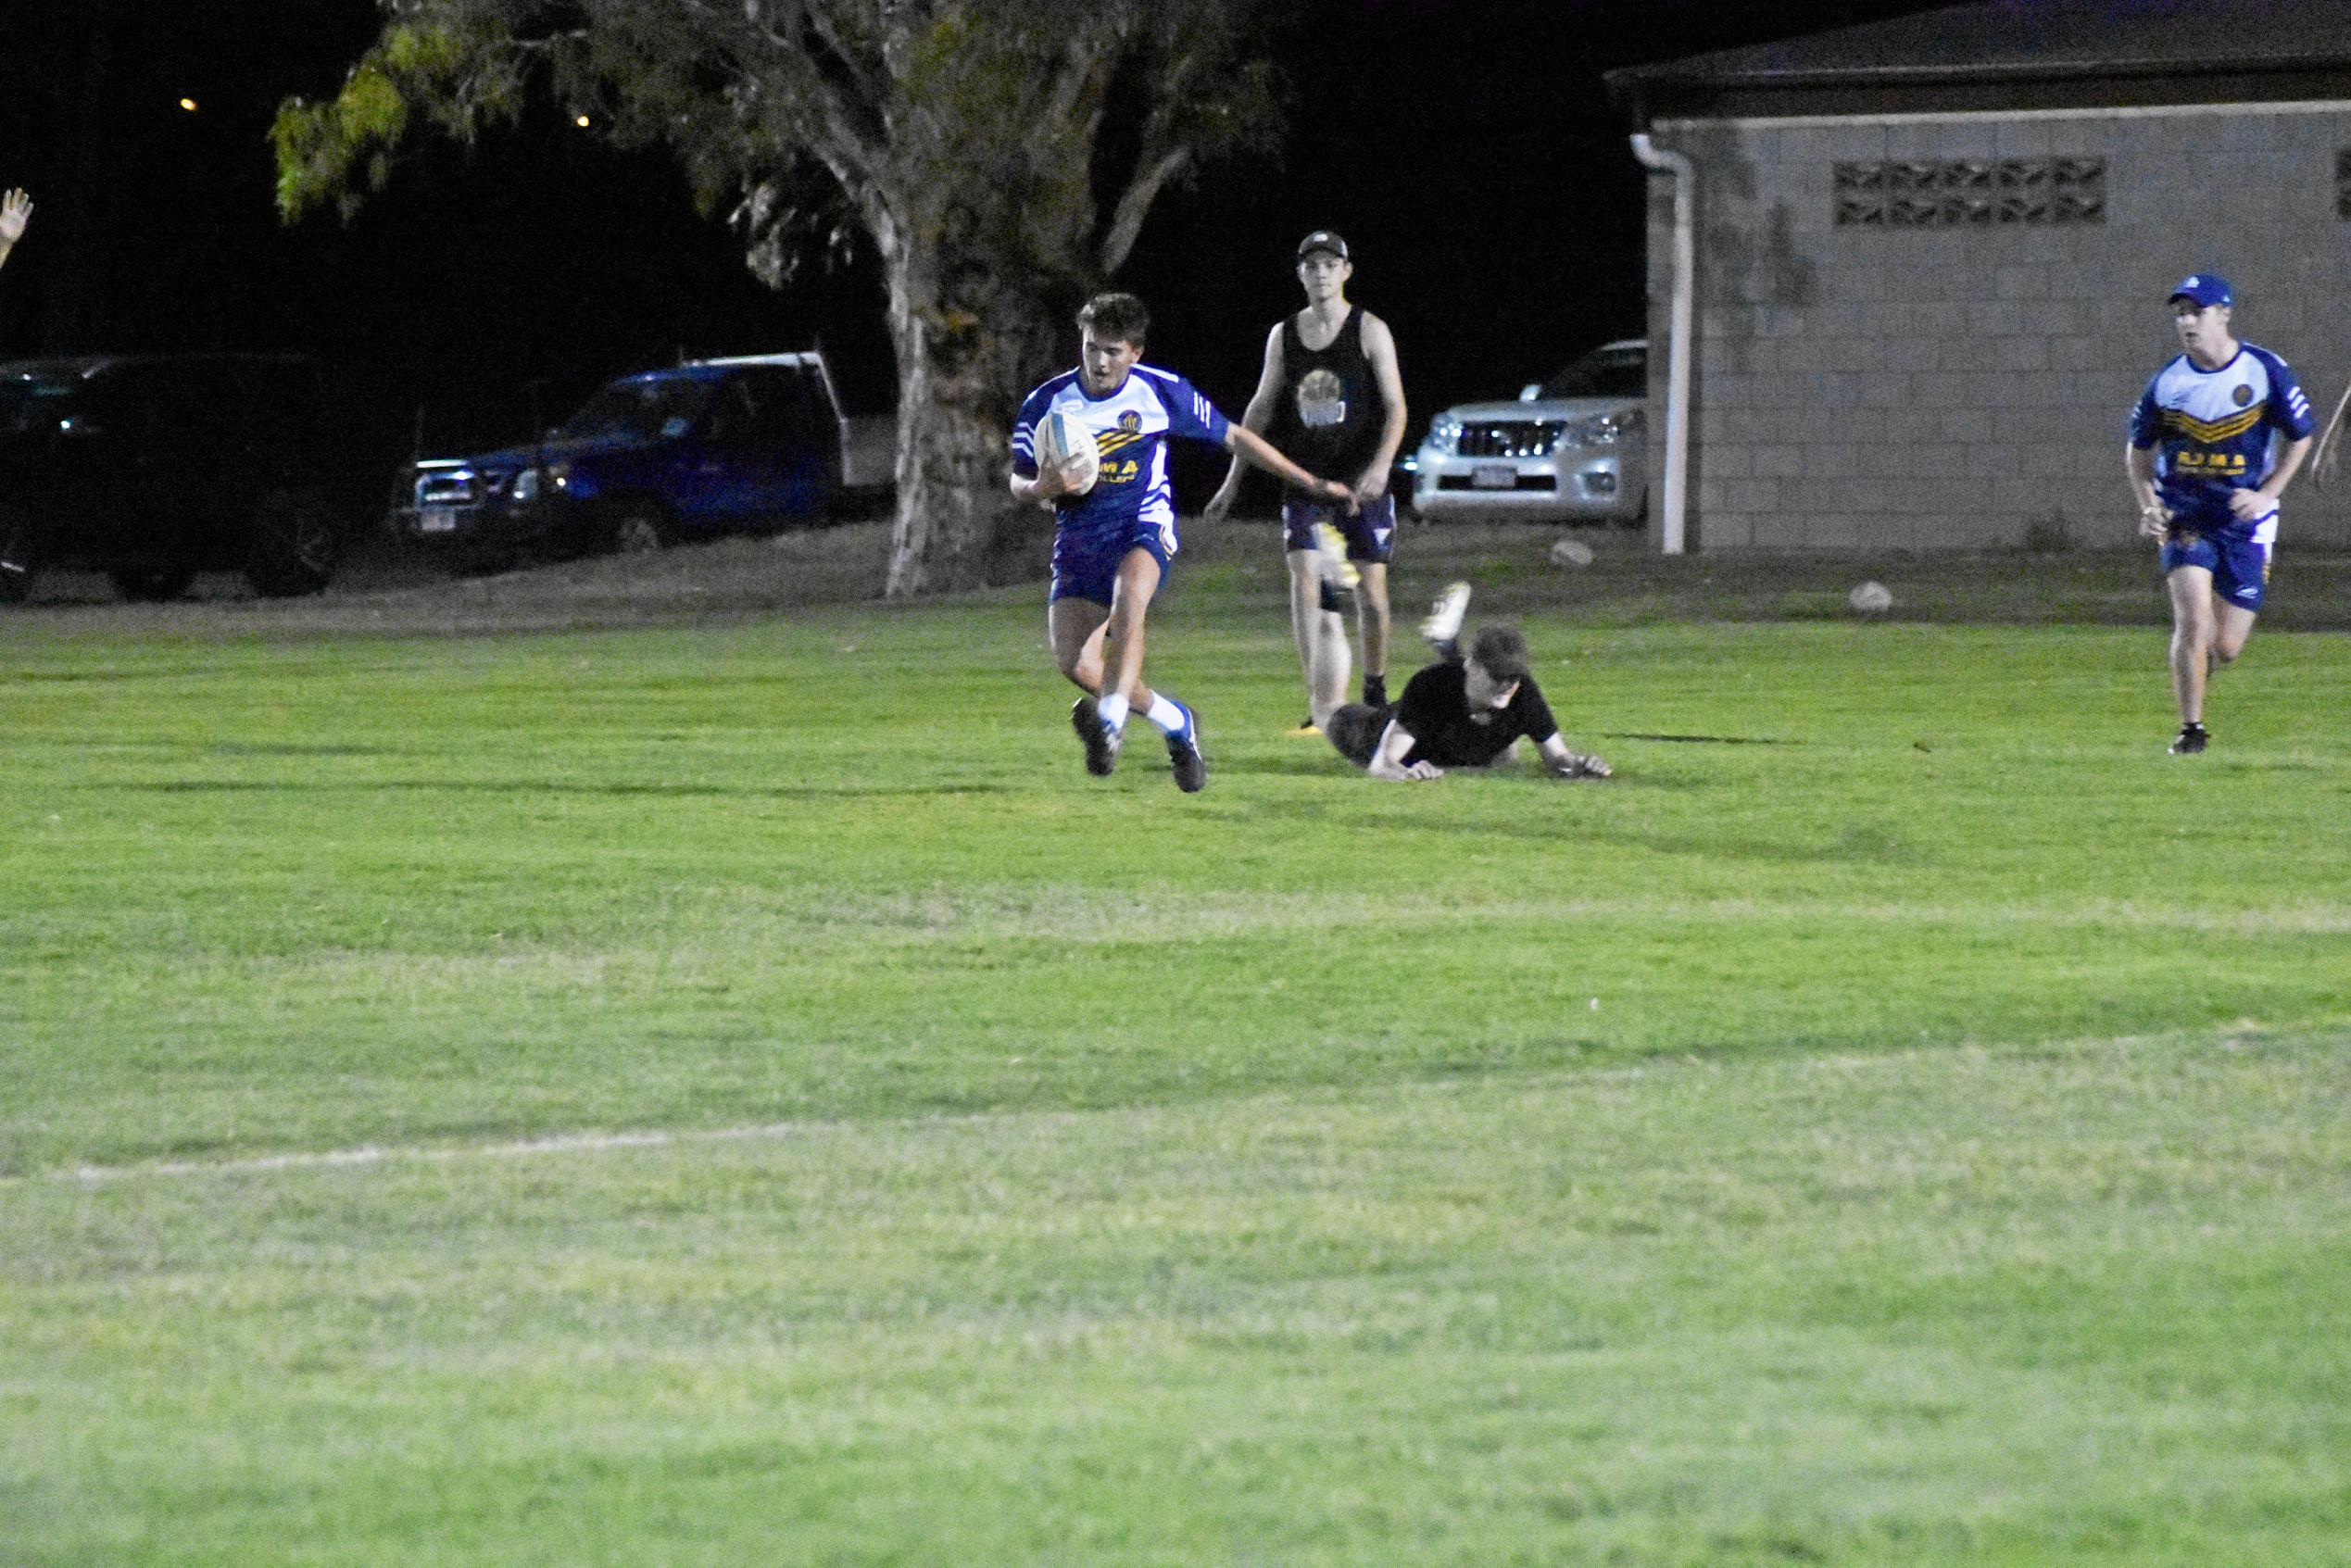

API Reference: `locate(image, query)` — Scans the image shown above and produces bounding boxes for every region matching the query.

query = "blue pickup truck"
[391,352,894,568]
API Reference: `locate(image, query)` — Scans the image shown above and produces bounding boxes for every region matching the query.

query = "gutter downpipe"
[1628,132,1692,556]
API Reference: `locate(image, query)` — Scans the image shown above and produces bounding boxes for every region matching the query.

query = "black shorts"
[1283,495,1398,563]
[1326,701,1395,767]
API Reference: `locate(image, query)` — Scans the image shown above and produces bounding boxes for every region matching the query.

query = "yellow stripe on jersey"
[1096,430,1147,457]
[2159,404,2266,444]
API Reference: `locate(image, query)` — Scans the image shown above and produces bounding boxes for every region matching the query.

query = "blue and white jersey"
[2128,344,2315,533]
[1012,364,1231,546]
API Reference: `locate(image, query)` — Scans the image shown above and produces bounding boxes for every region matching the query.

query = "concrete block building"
[1607,0,2351,551]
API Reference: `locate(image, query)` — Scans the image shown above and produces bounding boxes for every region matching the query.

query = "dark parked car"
[391,352,896,570]
[0,353,349,604]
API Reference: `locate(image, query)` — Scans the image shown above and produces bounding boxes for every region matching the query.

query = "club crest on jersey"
[2232,383,2254,407]
[1119,411,1141,433]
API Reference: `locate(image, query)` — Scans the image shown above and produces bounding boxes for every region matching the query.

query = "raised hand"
[0,189,31,245]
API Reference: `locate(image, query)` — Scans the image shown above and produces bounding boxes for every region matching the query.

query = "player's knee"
[2211,637,2245,667]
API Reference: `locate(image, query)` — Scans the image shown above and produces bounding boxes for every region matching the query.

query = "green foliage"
[271,19,522,221]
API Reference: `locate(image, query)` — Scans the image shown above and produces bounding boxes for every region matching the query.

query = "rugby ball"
[1036,408,1100,495]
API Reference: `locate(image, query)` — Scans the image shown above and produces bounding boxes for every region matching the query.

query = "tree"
[273,0,1284,596]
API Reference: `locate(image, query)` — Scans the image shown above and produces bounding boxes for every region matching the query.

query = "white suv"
[1403,338,1647,524]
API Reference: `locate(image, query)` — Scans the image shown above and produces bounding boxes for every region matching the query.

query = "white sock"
[1098,693,1130,732]
[1144,695,1187,734]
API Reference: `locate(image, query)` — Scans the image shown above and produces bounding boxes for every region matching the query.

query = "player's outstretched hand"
[1202,480,1238,522]
[0,189,30,245]
[1548,751,1611,781]
[2135,501,2171,539]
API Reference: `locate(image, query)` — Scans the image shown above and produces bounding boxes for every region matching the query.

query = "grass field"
[4,526,2347,1565]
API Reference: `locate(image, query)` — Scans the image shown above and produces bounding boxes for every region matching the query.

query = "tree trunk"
[879,227,1072,598]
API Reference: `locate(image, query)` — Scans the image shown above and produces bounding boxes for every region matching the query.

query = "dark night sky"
[0,0,1959,478]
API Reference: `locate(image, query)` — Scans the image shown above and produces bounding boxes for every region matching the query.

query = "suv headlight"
[1562,408,1646,448]
[1427,413,1462,455]
[511,463,571,504]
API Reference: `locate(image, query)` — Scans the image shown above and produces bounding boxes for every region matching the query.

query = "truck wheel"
[245,491,339,597]
[609,506,668,557]
[0,507,35,605]
[108,563,198,603]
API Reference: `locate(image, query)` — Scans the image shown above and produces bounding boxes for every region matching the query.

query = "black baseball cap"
[1296,230,1350,262]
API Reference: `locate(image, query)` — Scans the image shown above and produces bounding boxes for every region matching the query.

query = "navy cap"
[2168,272,2233,308]
[1296,230,1350,262]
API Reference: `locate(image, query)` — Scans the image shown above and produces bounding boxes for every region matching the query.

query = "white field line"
[23,1020,2344,1191]
[49,1121,833,1187]
[30,1059,1681,1189]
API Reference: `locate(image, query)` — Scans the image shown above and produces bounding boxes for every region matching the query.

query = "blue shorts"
[2161,516,2275,614]
[1050,516,1176,605]
[1282,494,1397,563]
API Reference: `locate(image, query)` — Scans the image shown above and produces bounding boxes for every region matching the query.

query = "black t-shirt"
[1392,661,1558,768]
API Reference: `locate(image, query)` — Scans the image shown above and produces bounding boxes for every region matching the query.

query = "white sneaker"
[1311,521,1360,591]
[1420,581,1470,648]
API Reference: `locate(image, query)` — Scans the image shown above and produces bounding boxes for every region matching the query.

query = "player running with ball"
[1012,292,1355,791]
[2127,272,2315,756]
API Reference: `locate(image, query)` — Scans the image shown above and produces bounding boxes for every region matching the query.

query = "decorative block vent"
[1834,157,2106,228]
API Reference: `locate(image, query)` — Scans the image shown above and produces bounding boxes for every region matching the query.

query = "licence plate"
[1472,464,1517,490]
[419,507,459,533]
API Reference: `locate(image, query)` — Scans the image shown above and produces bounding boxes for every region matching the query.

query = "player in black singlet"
[1206,231,1408,732]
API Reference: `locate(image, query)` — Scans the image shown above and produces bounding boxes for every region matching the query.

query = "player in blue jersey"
[1012,292,1356,791]
[2126,273,2314,755]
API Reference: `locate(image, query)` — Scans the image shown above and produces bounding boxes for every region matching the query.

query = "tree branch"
[1097,144,1189,276]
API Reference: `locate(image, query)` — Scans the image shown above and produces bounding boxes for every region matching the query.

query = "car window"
[709,370,831,446]
[0,369,82,436]
[96,364,230,442]
[1537,348,1647,401]
[703,379,763,445]
[559,376,714,441]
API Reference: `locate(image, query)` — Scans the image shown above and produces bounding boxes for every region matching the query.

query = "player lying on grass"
[1308,572,1610,783]
[1012,292,1357,794]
